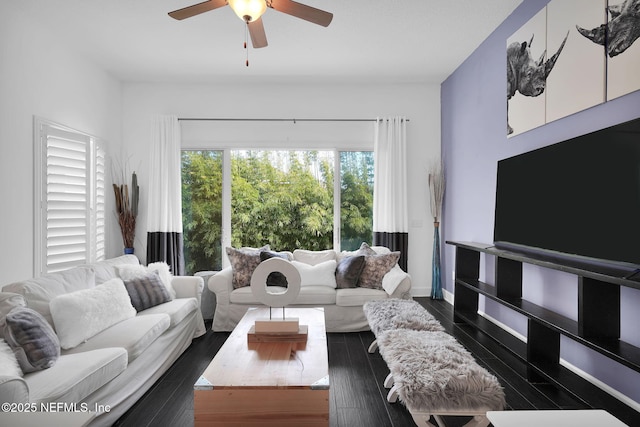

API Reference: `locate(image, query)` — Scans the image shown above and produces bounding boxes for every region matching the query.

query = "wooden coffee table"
[194,307,329,426]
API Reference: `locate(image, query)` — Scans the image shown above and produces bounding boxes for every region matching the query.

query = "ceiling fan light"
[228,0,267,22]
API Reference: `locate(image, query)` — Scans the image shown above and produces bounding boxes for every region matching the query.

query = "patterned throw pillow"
[359,252,401,290]
[355,242,377,256]
[260,251,289,287]
[335,255,366,289]
[226,246,269,289]
[124,271,172,312]
[3,307,60,373]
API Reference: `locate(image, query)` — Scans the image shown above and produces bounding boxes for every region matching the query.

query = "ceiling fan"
[168,0,333,49]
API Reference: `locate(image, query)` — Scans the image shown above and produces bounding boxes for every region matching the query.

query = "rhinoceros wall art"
[507,0,640,137]
[577,0,640,100]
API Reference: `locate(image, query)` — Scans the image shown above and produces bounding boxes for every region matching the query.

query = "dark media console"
[447,240,640,425]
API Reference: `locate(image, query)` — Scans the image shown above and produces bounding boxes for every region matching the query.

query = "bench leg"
[387,384,400,403]
[383,373,394,388]
[410,412,438,427]
[462,415,489,427]
[368,339,378,353]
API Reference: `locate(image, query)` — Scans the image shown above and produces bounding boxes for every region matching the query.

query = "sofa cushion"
[138,298,198,329]
[3,307,60,373]
[62,314,170,363]
[50,278,136,349]
[229,286,337,305]
[3,267,96,327]
[230,286,286,304]
[295,286,337,305]
[359,252,401,290]
[335,255,366,289]
[336,288,389,307]
[0,338,22,377]
[124,271,172,312]
[83,254,139,284]
[26,348,127,404]
[292,249,337,265]
[292,260,337,288]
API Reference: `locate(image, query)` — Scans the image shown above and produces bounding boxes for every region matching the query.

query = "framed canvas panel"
[605,0,640,100]
[507,8,547,137]
[546,0,606,123]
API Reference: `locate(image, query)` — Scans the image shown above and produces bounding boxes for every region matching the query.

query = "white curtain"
[373,117,408,270]
[147,115,185,275]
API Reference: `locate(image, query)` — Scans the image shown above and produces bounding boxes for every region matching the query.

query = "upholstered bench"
[377,329,505,427]
[363,298,444,353]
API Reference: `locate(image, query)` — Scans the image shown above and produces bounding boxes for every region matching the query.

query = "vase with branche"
[428,161,445,300]
[113,171,139,253]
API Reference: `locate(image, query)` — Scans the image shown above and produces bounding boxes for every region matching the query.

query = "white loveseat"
[210,245,412,332]
[0,255,205,427]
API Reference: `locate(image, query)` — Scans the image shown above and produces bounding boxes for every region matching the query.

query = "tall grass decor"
[428,161,445,300]
[113,170,139,253]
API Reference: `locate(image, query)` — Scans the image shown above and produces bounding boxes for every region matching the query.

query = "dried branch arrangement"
[428,161,445,224]
[113,171,139,249]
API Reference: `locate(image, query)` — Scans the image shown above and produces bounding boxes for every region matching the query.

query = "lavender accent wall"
[441,0,640,406]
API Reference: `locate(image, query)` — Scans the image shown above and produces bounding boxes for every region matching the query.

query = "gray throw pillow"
[335,255,366,288]
[359,252,401,290]
[124,271,171,312]
[3,307,60,373]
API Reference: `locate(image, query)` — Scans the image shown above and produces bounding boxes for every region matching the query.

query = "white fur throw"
[50,278,136,349]
[377,330,505,412]
[363,299,444,337]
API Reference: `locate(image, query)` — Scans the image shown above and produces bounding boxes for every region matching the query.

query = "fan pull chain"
[244,22,249,67]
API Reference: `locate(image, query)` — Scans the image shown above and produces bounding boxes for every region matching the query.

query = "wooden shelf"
[448,241,640,420]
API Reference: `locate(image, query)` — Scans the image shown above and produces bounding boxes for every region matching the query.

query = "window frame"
[33,117,106,276]
[181,147,373,270]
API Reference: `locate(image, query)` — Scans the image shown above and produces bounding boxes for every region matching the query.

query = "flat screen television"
[494,117,640,275]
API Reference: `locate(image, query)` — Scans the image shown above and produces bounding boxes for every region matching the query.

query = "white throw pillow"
[291,260,337,288]
[0,338,22,377]
[118,263,175,299]
[292,249,337,266]
[50,278,136,349]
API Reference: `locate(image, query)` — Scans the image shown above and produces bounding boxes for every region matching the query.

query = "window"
[34,118,105,275]
[181,148,373,274]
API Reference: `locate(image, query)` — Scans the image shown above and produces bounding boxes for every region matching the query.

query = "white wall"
[0,4,123,284]
[122,82,440,295]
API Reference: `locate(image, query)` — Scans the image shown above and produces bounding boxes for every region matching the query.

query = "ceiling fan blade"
[248,18,268,48]
[168,0,228,20]
[269,0,333,27]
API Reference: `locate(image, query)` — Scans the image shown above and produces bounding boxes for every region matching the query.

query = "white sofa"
[0,255,205,427]
[210,245,412,332]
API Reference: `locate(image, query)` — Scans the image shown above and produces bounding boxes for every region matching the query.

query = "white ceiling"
[14,0,522,84]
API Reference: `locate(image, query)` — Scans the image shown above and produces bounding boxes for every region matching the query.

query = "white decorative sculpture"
[250,258,303,335]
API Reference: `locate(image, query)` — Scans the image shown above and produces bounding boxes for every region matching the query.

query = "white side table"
[486,410,628,427]
[195,270,218,321]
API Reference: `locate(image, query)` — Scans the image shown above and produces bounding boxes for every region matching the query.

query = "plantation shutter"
[93,142,106,262]
[35,119,106,275]
[43,125,91,272]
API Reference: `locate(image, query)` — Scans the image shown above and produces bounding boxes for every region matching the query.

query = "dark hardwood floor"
[114,297,632,427]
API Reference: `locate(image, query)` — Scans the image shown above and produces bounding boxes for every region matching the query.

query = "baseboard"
[559,359,640,413]
[411,285,431,297]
